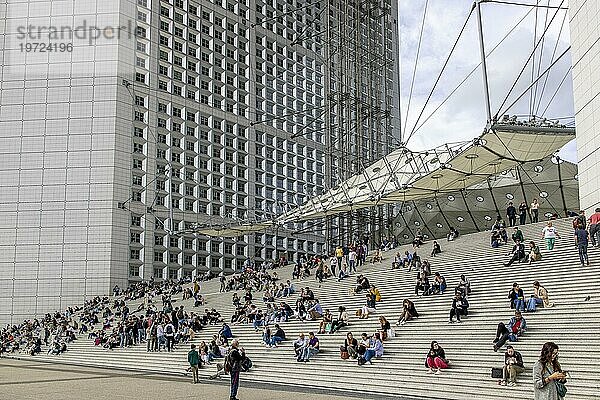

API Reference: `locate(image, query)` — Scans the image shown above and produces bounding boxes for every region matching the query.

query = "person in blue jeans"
[298,332,319,362]
[268,324,286,348]
[574,224,590,266]
[493,311,527,352]
[507,283,525,311]
[360,332,384,365]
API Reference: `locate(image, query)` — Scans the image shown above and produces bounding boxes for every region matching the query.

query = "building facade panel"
[569,0,600,213]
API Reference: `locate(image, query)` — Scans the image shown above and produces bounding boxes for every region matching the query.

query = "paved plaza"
[0,358,363,400]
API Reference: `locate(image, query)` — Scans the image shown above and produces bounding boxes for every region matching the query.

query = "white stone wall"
[0,0,134,325]
[569,0,600,213]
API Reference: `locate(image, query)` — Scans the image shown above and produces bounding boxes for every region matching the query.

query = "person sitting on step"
[378,316,392,341]
[432,272,447,294]
[415,273,431,296]
[330,306,349,334]
[426,341,449,374]
[392,252,403,269]
[456,274,472,296]
[341,332,359,359]
[491,229,501,248]
[430,240,441,257]
[511,226,524,243]
[358,293,377,319]
[448,291,469,323]
[396,299,419,326]
[318,309,333,334]
[268,324,286,348]
[354,275,370,294]
[369,285,382,303]
[337,264,349,281]
[293,333,307,359]
[370,249,383,264]
[504,239,526,267]
[527,241,542,264]
[297,332,319,362]
[447,227,459,241]
[358,332,384,365]
[412,233,424,248]
[307,299,323,321]
[499,345,525,386]
[493,311,527,352]
[492,216,508,243]
[526,281,553,311]
[261,326,272,348]
[508,283,525,311]
[218,322,233,340]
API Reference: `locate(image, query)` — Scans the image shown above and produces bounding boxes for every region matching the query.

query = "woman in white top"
[531,198,540,223]
[541,222,561,250]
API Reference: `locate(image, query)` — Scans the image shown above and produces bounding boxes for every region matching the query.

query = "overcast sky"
[397,0,576,161]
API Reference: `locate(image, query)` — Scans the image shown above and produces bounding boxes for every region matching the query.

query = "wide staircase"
[8,218,600,399]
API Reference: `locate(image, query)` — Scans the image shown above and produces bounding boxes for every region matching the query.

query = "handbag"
[340,351,349,360]
[491,367,503,379]
[556,381,567,398]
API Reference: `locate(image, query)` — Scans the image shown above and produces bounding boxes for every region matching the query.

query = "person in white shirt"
[348,250,357,273]
[541,221,561,250]
[156,323,165,352]
[293,333,308,359]
[530,198,540,223]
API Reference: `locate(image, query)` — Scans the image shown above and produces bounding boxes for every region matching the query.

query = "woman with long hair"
[533,342,567,399]
[425,341,449,374]
[378,316,391,340]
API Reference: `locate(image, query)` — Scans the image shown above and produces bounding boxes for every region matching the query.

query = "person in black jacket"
[396,299,419,326]
[341,332,359,359]
[228,339,245,400]
[500,345,525,386]
[507,283,525,311]
[425,341,449,374]
[354,275,370,294]
[448,291,469,323]
[507,202,517,227]
[504,240,526,267]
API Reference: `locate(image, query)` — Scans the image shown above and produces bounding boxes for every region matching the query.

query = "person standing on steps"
[574,223,590,266]
[335,245,344,274]
[188,344,200,384]
[531,198,540,223]
[348,247,357,273]
[541,221,561,250]
[533,342,567,400]
[507,202,517,227]
[227,339,245,400]
[588,207,600,247]
[518,201,528,225]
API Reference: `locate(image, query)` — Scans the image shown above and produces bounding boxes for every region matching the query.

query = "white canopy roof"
[276,123,575,222]
[196,123,575,237]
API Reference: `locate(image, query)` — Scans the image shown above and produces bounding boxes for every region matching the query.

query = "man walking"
[574,223,590,266]
[228,339,245,400]
[220,275,226,292]
[588,208,600,247]
[188,344,200,384]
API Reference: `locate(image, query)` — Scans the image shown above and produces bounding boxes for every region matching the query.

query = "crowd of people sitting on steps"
[4,208,599,399]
